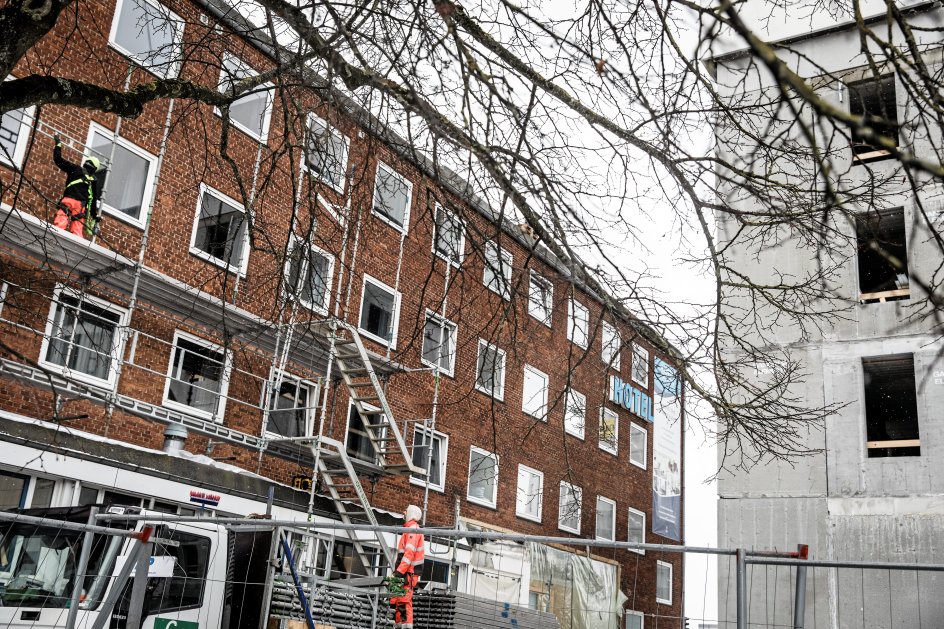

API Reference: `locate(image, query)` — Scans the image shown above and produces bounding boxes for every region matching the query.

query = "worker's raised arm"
[53,134,78,174]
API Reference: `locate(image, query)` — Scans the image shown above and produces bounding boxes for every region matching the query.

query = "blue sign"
[609,376,654,422]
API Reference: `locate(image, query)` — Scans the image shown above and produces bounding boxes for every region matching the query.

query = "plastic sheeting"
[526,543,627,629]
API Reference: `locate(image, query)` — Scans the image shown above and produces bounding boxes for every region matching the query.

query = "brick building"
[0,0,684,625]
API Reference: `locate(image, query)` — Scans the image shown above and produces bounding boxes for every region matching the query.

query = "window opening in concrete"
[848,74,898,163]
[856,207,909,303]
[863,354,920,457]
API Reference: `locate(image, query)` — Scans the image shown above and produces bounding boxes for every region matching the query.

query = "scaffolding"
[0,113,439,597]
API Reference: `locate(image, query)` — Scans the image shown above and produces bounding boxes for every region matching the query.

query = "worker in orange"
[52,134,104,238]
[390,504,425,629]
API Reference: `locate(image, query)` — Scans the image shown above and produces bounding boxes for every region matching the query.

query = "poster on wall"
[652,358,682,541]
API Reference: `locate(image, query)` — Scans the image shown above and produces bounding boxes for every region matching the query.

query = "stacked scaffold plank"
[269,579,394,629]
[411,590,561,629]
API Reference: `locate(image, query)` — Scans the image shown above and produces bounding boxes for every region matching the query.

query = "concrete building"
[710,5,944,628]
[0,0,686,626]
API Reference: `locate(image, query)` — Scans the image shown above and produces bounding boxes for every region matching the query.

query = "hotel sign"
[609,375,654,422]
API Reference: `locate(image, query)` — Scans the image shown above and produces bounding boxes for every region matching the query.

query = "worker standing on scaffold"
[390,504,425,629]
[52,134,104,238]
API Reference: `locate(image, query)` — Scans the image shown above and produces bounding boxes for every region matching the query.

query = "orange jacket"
[395,519,425,575]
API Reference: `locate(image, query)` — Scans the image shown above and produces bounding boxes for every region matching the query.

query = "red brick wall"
[0,0,684,621]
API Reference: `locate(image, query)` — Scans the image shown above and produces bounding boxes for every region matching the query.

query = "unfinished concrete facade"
[710,8,944,628]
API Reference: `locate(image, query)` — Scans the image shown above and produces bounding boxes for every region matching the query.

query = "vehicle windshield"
[0,522,124,609]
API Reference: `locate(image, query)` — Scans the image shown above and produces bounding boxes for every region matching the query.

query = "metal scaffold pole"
[736,547,747,629]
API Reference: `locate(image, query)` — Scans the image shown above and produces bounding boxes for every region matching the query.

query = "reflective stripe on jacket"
[396,519,425,575]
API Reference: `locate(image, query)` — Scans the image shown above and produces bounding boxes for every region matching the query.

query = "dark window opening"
[345,406,381,464]
[856,208,909,302]
[863,354,920,458]
[328,541,373,580]
[419,559,452,588]
[848,75,898,163]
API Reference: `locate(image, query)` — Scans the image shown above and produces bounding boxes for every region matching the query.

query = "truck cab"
[0,506,233,629]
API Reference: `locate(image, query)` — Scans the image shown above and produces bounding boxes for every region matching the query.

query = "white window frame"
[162,330,232,421]
[303,113,350,193]
[216,52,274,143]
[262,369,318,439]
[420,310,457,377]
[601,321,621,370]
[189,183,251,276]
[357,274,401,348]
[467,446,499,508]
[528,271,553,327]
[656,561,673,605]
[564,388,586,439]
[515,465,544,523]
[625,610,645,629]
[343,400,385,465]
[521,365,549,421]
[432,204,466,266]
[84,122,158,228]
[38,286,129,389]
[568,298,589,348]
[410,425,449,493]
[558,481,582,534]
[627,506,646,555]
[629,422,648,469]
[474,339,506,401]
[599,407,618,455]
[0,78,35,169]
[595,495,616,541]
[284,235,334,315]
[107,0,184,79]
[483,241,513,299]
[371,161,412,233]
[632,344,650,387]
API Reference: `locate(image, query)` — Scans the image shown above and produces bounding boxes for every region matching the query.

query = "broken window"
[863,354,920,458]
[848,74,898,162]
[856,207,909,303]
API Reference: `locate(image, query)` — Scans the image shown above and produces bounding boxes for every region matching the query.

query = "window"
[629,423,648,469]
[595,496,616,541]
[522,365,548,420]
[190,186,249,274]
[345,405,382,464]
[483,241,513,299]
[285,238,334,313]
[433,205,465,265]
[855,208,909,303]
[421,312,456,375]
[601,321,621,369]
[656,561,673,605]
[108,0,183,78]
[218,54,273,141]
[625,610,644,629]
[563,388,586,439]
[164,332,230,420]
[558,482,582,534]
[41,289,127,387]
[305,114,349,191]
[568,298,589,348]
[120,527,211,613]
[599,407,618,454]
[0,471,28,509]
[632,344,650,387]
[85,124,157,225]
[516,465,543,522]
[863,354,920,457]
[467,447,498,507]
[411,426,448,492]
[358,275,400,347]
[528,272,553,326]
[373,162,412,231]
[264,373,315,439]
[475,340,506,400]
[0,97,34,169]
[848,74,898,162]
[420,559,452,587]
[627,507,646,554]
[30,478,54,508]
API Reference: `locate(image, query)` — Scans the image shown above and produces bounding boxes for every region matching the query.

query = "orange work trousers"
[53,198,86,238]
[390,573,419,628]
